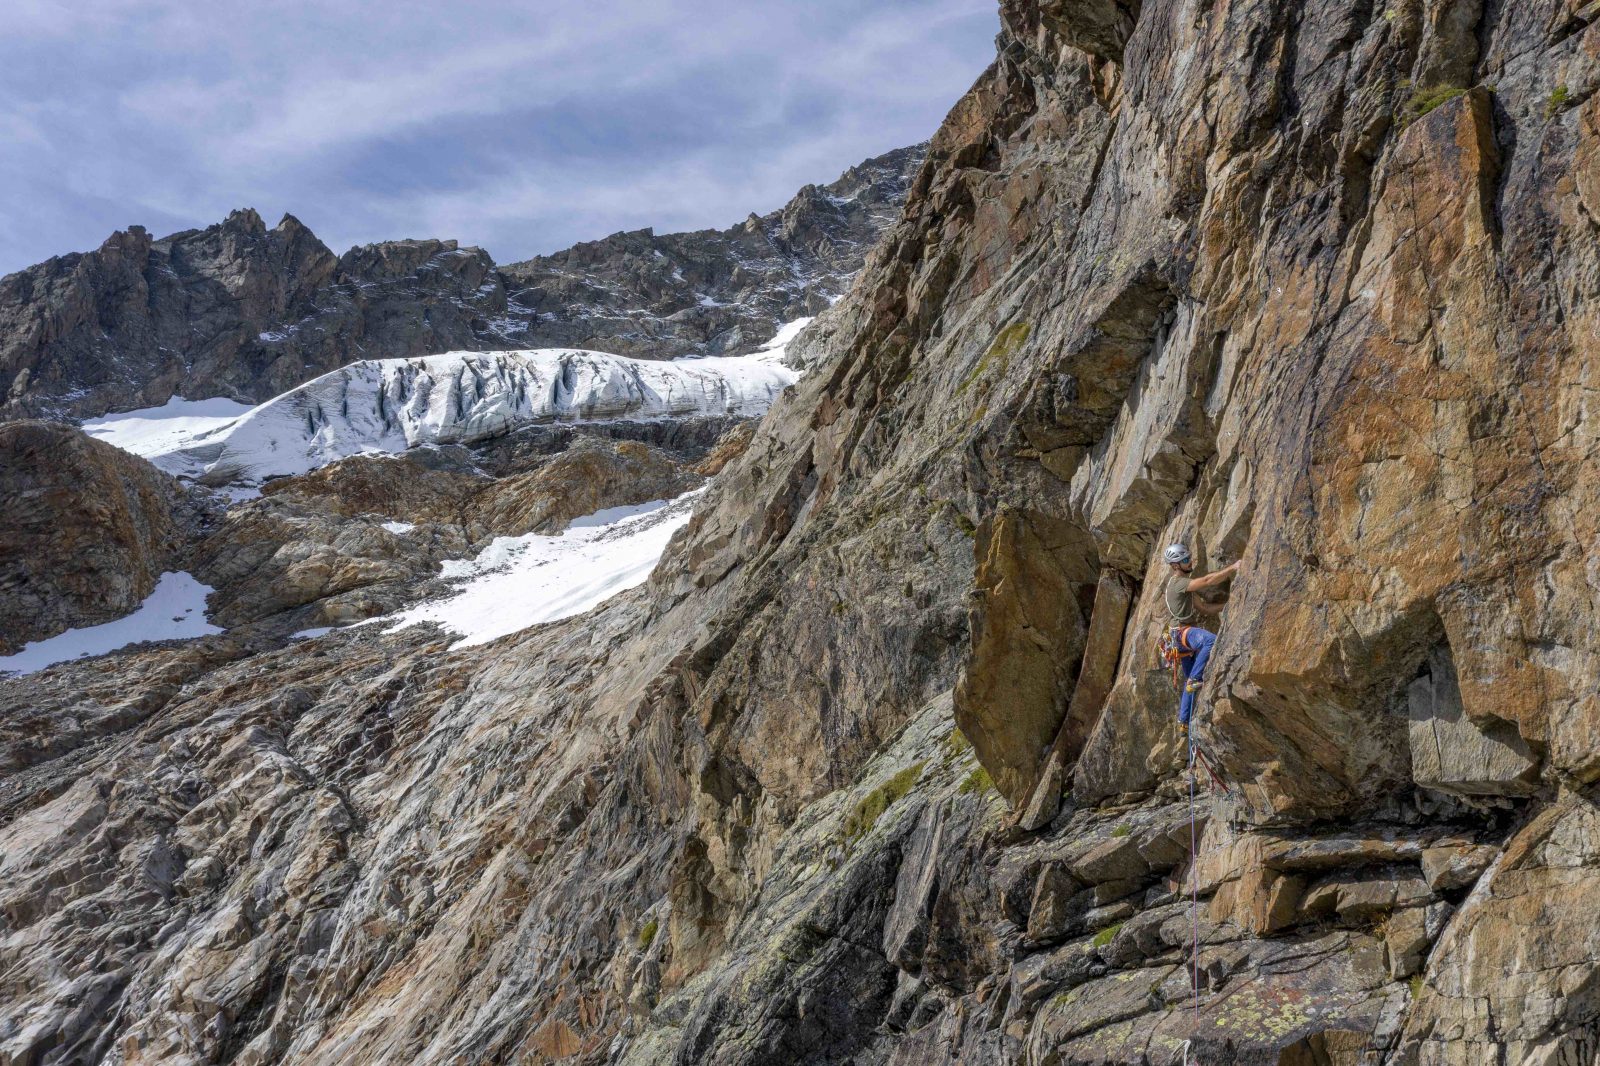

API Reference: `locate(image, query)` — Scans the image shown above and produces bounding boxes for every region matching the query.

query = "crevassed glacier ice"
[129,348,797,485]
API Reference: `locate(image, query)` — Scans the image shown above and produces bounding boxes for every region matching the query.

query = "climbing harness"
[1157,625,1198,689]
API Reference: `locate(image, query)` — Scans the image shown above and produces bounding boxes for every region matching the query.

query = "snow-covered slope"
[105,348,797,486]
[0,572,221,675]
[82,396,257,455]
[378,492,700,650]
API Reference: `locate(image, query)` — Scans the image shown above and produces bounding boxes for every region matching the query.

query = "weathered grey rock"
[1419,842,1497,893]
[1408,644,1541,798]
[1300,869,1435,925]
[1027,864,1092,944]
[1395,794,1600,1063]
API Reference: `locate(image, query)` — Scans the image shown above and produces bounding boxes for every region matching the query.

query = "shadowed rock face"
[4,0,1600,1064]
[0,146,924,424]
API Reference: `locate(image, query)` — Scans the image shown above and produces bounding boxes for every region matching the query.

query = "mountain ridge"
[0,144,924,424]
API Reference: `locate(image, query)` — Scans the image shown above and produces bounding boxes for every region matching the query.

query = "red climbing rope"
[1192,743,1230,795]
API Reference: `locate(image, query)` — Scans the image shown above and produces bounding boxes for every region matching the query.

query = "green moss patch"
[1547,84,1572,118]
[958,765,996,796]
[927,499,977,538]
[842,762,926,843]
[957,322,1031,395]
[638,918,659,950]
[1404,85,1465,123]
[1092,922,1125,949]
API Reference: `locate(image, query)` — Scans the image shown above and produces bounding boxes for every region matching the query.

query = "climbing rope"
[1188,737,1200,1060]
[1181,717,1243,1063]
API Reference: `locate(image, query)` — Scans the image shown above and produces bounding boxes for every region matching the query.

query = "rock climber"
[1161,543,1241,736]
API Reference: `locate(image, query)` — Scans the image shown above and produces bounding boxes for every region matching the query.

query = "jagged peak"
[221,207,267,236]
[96,225,152,255]
[274,212,314,236]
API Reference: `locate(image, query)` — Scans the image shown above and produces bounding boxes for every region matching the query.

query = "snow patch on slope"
[82,396,254,455]
[380,492,699,650]
[111,348,796,486]
[0,572,222,676]
[754,316,814,361]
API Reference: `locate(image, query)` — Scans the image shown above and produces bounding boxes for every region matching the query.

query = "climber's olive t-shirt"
[1164,573,1197,625]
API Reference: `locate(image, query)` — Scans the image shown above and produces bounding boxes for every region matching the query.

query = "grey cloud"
[0,0,996,274]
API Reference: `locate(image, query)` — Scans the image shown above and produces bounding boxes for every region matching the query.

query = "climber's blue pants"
[1176,626,1216,725]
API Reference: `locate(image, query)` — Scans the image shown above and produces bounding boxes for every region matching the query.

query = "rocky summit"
[0,145,921,424]
[4,0,1600,1064]
[498,145,925,360]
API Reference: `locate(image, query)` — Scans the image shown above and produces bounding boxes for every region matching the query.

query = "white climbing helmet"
[1163,543,1191,566]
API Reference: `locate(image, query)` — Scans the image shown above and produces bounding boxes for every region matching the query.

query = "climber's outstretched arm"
[1187,557,1242,592]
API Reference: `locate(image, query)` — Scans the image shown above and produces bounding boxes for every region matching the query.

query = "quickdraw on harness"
[1157,625,1198,689]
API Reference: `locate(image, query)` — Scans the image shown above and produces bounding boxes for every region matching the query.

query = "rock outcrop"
[0,215,506,423]
[190,430,730,631]
[0,148,922,424]
[4,0,1600,1064]
[469,437,706,537]
[0,423,209,654]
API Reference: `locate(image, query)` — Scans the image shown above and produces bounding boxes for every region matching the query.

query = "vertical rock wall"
[5,0,1600,1063]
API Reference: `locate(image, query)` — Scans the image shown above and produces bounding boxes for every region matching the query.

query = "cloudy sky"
[1,0,997,276]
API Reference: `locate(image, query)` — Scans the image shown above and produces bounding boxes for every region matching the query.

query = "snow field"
[379,493,701,649]
[0,572,222,675]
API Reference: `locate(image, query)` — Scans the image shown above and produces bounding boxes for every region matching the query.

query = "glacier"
[93,347,799,486]
[82,396,256,455]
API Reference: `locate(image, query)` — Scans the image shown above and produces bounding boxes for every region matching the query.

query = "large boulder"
[0,422,200,653]
[472,437,705,537]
